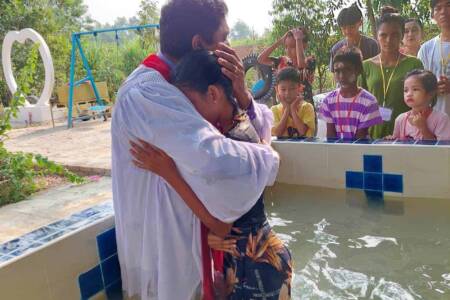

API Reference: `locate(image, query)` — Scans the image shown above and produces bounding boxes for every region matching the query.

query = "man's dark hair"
[337,3,363,27]
[377,9,405,35]
[431,0,440,10]
[405,69,438,94]
[172,50,234,103]
[333,47,363,73]
[160,0,228,59]
[276,67,301,84]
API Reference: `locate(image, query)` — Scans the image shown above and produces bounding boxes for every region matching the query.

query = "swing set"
[67,24,159,128]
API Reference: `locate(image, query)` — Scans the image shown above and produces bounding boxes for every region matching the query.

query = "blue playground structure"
[67,24,159,128]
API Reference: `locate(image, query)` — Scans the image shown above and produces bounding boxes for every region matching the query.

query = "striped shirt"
[319,88,382,139]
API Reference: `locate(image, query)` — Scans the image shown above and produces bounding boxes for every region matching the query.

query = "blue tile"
[79,265,104,300]
[353,138,373,144]
[363,155,382,173]
[101,254,121,287]
[364,190,384,200]
[0,233,47,255]
[437,140,450,146]
[287,137,306,142]
[372,139,395,144]
[72,207,102,219]
[9,242,43,257]
[336,139,356,144]
[346,171,363,189]
[325,138,340,143]
[303,137,321,143]
[0,238,21,255]
[383,174,403,193]
[0,255,13,263]
[364,172,383,191]
[39,228,72,243]
[46,216,84,230]
[23,226,60,242]
[416,140,438,145]
[394,139,415,145]
[97,228,117,261]
[105,279,123,300]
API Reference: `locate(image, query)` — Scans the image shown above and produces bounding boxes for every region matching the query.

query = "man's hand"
[438,76,450,95]
[215,43,251,109]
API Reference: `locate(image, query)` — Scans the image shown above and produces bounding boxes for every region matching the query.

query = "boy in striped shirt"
[320,47,382,139]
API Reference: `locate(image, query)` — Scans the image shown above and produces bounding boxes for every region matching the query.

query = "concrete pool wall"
[0,141,449,299]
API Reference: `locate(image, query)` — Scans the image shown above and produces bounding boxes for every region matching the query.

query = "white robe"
[111,65,279,300]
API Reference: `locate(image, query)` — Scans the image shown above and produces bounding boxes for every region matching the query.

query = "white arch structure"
[1,28,61,124]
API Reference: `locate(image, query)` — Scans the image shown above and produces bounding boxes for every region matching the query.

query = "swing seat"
[56,81,111,120]
[88,105,110,121]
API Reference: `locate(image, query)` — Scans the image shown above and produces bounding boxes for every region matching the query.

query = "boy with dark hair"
[321,47,382,139]
[330,3,379,71]
[271,67,316,137]
[418,0,450,117]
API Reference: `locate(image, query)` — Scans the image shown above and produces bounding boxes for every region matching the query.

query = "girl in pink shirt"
[388,69,450,140]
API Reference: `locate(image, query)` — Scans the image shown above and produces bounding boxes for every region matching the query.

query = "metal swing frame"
[67,24,159,128]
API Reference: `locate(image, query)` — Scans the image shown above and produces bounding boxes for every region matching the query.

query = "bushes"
[0,42,85,207]
[82,37,157,101]
[0,149,86,206]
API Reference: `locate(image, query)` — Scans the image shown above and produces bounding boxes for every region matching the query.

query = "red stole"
[141,54,171,81]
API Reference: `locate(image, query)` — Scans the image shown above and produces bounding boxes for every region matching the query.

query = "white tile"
[326,144,365,189]
[44,217,114,300]
[0,250,52,300]
[273,142,328,186]
[401,147,449,199]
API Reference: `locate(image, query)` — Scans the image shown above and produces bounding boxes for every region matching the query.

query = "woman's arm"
[326,123,337,138]
[292,28,307,69]
[355,128,369,139]
[130,139,232,238]
[257,32,287,66]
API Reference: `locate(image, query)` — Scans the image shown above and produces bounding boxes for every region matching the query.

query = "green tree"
[231,20,254,41]
[137,0,160,50]
[0,0,91,105]
[271,0,345,92]
[364,0,437,39]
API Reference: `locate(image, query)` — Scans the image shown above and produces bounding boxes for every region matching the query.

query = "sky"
[83,0,273,35]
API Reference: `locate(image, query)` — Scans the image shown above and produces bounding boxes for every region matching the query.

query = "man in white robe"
[111,1,279,299]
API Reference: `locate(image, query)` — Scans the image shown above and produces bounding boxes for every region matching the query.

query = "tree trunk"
[365,0,377,38]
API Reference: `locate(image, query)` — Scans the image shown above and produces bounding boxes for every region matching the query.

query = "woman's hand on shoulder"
[129,139,177,180]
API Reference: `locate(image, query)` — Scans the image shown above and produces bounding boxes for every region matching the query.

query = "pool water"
[265,184,450,300]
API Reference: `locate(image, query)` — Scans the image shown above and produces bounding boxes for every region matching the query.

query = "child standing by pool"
[258,27,316,105]
[320,47,382,139]
[388,69,450,140]
[271,67,316,138]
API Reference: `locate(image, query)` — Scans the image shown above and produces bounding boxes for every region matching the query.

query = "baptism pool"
[266,183,450,299]
[0,140,449,299]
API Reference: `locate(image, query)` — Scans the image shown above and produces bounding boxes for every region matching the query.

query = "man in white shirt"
[418,0,450,116]
[111,1,279,299]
